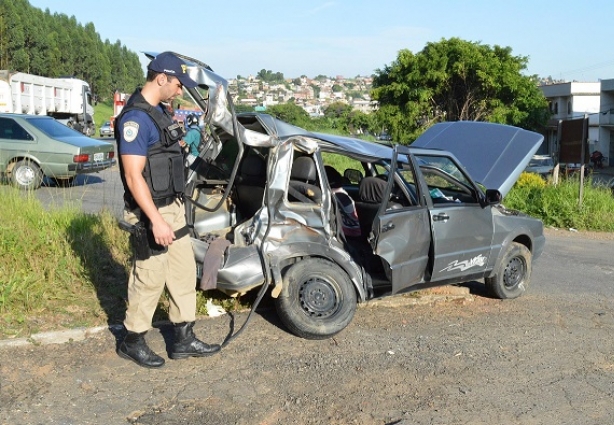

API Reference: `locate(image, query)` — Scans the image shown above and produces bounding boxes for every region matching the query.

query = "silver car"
[99,121,113,138]
[156,52,545,340]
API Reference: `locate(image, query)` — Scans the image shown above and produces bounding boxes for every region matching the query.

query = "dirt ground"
[1,230,614,425]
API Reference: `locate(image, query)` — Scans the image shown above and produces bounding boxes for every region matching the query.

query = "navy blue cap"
[148,52,197,88]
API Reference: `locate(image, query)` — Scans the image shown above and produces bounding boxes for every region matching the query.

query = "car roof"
[236,113,542,196]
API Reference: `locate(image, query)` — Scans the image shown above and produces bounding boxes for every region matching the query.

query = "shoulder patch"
[123,121,140,142]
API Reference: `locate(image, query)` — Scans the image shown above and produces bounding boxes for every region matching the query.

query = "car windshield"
[25,117,84,138]
[529,157,553,167]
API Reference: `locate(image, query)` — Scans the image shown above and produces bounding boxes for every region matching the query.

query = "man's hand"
[150,218,176,247]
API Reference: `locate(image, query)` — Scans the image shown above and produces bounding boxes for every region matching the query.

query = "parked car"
[0,113,115,190]
[525,154,554,178]
[139,52,546,340]
[99,121,113,138]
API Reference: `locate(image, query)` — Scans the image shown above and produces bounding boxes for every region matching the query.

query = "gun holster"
[118,220,167,261]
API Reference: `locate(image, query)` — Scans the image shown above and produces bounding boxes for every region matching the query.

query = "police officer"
[115,52,220,368]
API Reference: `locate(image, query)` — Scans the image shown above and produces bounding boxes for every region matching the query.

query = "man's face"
[161,74,184,102]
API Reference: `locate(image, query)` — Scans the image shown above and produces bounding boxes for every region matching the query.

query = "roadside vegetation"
[0,188,238,340]
[2,171,614,340]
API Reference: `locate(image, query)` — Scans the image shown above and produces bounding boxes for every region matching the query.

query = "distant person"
[180,113,202,165]
[115,52,220,369]
[591,150,604,169]
[325,166,361,238]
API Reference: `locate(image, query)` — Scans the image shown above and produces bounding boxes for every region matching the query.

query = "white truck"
[0,70,96,136]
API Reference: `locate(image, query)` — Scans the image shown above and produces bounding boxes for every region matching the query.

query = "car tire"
[275,258,357,340]
[485,242,531,299]
[11,159,43,190]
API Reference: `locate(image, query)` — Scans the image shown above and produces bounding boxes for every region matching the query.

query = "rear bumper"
[69,158,116,174]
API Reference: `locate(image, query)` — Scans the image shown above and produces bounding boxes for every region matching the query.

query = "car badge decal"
[123,121,139,142]
[440,254,487,273]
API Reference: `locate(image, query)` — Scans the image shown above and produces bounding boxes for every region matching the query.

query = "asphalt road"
[1,228,613,424]
[34,137,125,217]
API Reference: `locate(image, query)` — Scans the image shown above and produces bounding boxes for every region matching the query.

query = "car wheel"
[11,159,43,190]
[485,242,531,299]
[275,258,357,340]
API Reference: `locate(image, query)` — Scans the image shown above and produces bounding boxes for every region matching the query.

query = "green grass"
[0,186,245,339]
[504,173,614,231]
[93,101,114,131]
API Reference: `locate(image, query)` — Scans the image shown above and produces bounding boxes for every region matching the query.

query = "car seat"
[233,154,266,219]
[354,176,388,238]
[288,156,321,203]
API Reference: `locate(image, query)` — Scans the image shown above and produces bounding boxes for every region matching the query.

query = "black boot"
[169,322,221,359]
[118,331,165,368]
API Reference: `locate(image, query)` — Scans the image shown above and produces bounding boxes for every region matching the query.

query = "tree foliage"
[0,0,144,100]
[256,69,285,83]
[372,38,550,143]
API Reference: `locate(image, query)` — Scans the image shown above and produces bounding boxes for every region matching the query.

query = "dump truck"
[0,70,95,136]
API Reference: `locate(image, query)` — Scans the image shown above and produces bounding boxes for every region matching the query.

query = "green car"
[0,113,115,190]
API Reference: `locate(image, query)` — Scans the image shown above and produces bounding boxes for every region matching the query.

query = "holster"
[119,220,167,261]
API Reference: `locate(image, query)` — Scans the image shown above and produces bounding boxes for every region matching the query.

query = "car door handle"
[382,222,396,232]
[432,213,450,222]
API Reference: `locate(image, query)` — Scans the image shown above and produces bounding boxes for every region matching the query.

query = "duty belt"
[153,196,181,208]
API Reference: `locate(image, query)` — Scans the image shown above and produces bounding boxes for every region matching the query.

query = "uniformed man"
[115,52,220,368]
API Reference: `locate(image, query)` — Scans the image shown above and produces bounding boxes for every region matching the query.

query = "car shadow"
[458,280,495,298]
[42,174,105,187]
[66,214,128,330]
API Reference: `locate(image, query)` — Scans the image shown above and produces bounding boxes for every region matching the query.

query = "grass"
[0,187,242,340]
[1,170,614,340]
[93,101,114,132]
[504,173,614,232]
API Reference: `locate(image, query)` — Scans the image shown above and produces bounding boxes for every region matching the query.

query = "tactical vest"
[115,89,186,211]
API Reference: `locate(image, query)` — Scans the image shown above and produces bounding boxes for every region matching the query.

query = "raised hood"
[412,121,543,197]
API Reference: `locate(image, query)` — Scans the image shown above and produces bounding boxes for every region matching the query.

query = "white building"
[539,81,613,166]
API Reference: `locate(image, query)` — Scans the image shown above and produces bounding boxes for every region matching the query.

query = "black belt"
[153,196,180,208]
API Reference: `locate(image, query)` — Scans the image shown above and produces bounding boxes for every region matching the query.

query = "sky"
[27,0,614,81]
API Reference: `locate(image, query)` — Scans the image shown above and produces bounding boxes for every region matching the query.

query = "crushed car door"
[372,146,431,294]
[415,153,494,282]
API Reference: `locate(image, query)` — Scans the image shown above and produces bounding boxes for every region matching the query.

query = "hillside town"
[227,74,378,117]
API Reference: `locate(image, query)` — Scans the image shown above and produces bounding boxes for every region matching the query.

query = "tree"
[371,38,550,144]
[266,103,309,127]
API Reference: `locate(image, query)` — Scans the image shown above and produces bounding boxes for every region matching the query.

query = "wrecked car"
[163,52,545,340]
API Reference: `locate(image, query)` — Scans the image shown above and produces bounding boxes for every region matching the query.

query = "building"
[539,81,613,166]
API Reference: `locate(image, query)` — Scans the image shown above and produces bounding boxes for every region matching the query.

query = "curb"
[0,286,473,350]
[0,325,110,350]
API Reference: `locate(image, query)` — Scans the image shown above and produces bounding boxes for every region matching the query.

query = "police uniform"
[116,89,197,333]
[115,52,220,369]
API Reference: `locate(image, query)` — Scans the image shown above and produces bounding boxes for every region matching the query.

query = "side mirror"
[484,189,502,205]
[343,169,362,184]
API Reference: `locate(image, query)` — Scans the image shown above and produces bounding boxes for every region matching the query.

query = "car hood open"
[411,121,543,197]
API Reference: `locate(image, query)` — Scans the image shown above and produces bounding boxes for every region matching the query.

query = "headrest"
[324,165,343,188]
[359,176,387,203]
[239,155,266,184]
[291,156,317,183]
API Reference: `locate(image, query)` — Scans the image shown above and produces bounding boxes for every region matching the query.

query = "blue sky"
[28,0,614,81]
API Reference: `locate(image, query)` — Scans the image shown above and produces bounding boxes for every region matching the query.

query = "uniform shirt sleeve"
[117,110,159,156]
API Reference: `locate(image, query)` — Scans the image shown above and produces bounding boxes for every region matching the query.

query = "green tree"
[266,103,309,127]
[371,37,550,144]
